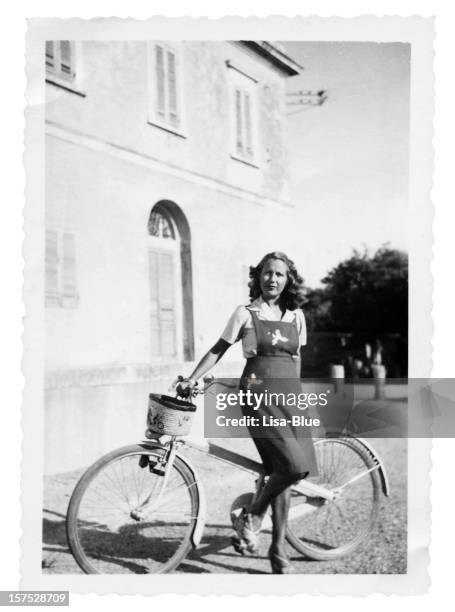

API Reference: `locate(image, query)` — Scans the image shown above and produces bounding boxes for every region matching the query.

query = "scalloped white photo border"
[22,15,434,595]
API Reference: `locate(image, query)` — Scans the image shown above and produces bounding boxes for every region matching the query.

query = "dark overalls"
[239,309,317,478]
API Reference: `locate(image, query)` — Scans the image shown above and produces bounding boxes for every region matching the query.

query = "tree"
[305,246,408,338]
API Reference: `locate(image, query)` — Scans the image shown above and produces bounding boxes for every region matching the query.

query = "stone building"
[44,40,302,472]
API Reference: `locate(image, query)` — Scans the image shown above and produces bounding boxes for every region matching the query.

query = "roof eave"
[238,41,303,76]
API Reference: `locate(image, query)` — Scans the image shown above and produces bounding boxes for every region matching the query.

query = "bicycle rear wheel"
[286,437,381,561]
[66,444,199,574]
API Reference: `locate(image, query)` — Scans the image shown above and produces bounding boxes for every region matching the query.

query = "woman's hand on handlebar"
[174,376,198,398]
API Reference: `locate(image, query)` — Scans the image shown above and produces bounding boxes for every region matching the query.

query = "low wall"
[44,371,406,475]
[44,361,244,474]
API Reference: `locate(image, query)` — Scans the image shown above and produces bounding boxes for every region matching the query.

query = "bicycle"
[66,376,390,574]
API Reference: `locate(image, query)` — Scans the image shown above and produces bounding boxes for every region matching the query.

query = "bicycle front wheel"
[286,436,381,561]
[66,444,199,574]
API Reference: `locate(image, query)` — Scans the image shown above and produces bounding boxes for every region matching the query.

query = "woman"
[178,252,317,574]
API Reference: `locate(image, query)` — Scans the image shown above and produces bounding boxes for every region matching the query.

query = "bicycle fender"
[175,451,206,549]
[140,441,206,547]
[355,437,390,497]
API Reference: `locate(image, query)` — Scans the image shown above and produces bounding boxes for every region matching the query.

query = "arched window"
[148,209,176,240]
[147,202,194,361]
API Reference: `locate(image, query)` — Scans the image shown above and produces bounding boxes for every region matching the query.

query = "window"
[148,209,175,239]
[148,42,184,134]
[227,61,258,166]
[45,229,79,307]
[235,89,254,159]
[147,202,195,361]
[148,208,179,358]
[46,41,76,82]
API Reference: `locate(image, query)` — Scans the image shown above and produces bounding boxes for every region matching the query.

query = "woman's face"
[260,258,288,301]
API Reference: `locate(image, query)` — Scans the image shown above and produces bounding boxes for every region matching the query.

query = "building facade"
[44,40,302,472]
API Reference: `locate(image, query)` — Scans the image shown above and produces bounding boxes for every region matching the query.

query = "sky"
[281,42,410,287]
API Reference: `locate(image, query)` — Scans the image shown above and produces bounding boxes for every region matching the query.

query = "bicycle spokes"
[287,438,380,557]
[71,449,197,573]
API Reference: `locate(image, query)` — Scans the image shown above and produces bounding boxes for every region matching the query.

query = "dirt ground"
[42,435,406,575]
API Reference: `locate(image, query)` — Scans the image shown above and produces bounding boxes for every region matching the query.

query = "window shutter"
[46,40,76,81]
[60,41,73,78]
[158,252,176,357]
[149,250,161,356]
[244,92,253,157]
[45,41,55,70]
[155,45,166,119]
[149,250,177,357]
[45,229,59,303]
[62,232,77,299]
[235,88,243,154]
[167,51,178,126]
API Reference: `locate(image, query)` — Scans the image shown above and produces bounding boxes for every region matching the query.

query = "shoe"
[268,546,292,574]
[231,508,261,554]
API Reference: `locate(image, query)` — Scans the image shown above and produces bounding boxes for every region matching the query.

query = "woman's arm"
[178,338,232,394]
[179,305,247,394]
[189,338,231,380]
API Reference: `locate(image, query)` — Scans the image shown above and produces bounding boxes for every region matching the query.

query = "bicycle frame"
[174,378,390,499]
[186,438,389,498]
[136,432,389,550]
[65,376,392,575]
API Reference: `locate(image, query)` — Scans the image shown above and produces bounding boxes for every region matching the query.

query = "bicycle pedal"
[150,466,165,476]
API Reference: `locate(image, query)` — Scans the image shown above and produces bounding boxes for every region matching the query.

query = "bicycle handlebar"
[173,375,236,398]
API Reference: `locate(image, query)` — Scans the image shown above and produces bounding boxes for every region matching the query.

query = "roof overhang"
[238,41,303,76]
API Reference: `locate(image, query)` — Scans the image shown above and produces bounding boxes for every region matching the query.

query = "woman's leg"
[247,472,304,529]
[270,487,291,556]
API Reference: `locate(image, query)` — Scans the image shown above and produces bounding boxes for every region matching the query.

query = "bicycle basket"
[147,394,197,436]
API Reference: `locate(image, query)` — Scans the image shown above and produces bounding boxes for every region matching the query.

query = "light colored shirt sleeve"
[297,309,307,347]
[220,306,250,344]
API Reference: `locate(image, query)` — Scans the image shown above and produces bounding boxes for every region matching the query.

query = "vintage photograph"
[40,37,411,577]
